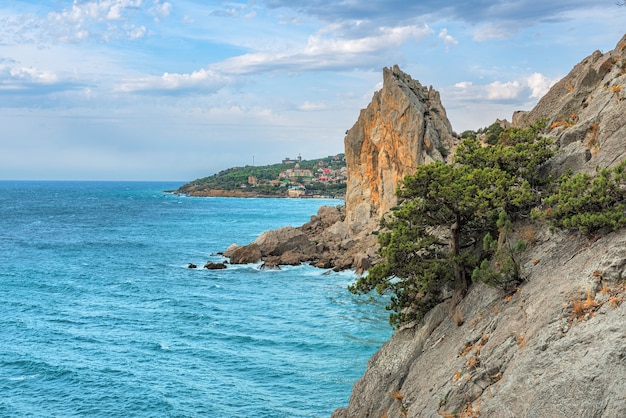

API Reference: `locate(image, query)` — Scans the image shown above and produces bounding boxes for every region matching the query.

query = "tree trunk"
[449,217,468,310]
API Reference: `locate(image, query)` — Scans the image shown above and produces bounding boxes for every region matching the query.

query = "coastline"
[168,188,345,199]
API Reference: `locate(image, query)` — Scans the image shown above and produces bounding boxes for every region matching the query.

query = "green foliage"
[350,123,553,328]
[484,122,504,145]
[472,211,526,290]
[177,154,346,196]
[349,215,453,326]
[460,130,477,140]
[455,119,553,190]
[537,161,626,232]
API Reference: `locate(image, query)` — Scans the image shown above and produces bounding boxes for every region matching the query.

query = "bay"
[0,181,391,417]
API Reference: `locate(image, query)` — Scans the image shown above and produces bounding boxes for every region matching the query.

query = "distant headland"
[174,154,346,198]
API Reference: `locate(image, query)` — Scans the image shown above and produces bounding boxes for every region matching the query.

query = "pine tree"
[350,124,553,327]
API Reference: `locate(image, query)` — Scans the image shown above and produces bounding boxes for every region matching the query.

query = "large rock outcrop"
[515,33,626,177]
[224,66,456,271]
[344,65,457,225]
[333,33,626,418]
[332,225,626,417]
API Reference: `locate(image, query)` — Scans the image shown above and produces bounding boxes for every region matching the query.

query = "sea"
[0,181,392,418]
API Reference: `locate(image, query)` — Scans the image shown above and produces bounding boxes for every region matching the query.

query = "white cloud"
[298,101,327,111]
[454,81,473,89]
[128,25,147,39]
[42,0,164,42]
[0,63,59,87]
[525,72,557,98]
[150,1,172,22]
[214,24,434,74]
[485,80,523,100]
[116,68,232,94]
[451,72,556,102]
[472,24,515,42]
[438,28,458,50]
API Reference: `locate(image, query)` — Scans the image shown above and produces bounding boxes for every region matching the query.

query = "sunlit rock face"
[343,65,457,226]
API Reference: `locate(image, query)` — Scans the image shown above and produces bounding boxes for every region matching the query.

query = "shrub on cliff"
[536,160,626,232]
[350,125,554,327]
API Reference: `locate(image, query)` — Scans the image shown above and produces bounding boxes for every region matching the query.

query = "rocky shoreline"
[222,204,378,273]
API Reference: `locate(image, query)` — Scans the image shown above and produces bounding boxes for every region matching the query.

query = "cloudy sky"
[1,1,624,181]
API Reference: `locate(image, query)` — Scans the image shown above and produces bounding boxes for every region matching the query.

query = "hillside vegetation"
[176,154,346,197]
[351,120,626,328]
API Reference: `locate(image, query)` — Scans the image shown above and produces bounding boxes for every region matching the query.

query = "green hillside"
[176,154,346,197]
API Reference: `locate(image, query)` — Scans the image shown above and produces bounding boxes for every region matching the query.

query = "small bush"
[518,225,538,245]
[539,160,626,233]
[571,289,598,320]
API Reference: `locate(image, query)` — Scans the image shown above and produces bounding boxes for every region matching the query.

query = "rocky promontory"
[332,33,626,418]
[223,65,458,271]
[218,33,626,418]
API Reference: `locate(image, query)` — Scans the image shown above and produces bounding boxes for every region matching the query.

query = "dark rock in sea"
[259,261,281,271]
[187,263,197,269]
[204,261,227,270]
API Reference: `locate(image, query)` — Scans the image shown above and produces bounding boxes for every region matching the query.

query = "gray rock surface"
[333,33,626,418]
[333,226,626,418]
[517,34,626,177]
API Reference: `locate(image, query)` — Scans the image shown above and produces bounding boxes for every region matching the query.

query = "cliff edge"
[332,225,626,417]
[332,33,626,418]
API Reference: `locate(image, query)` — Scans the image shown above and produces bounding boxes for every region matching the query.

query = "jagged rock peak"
[514,33,626,176]
[343,65,458,226]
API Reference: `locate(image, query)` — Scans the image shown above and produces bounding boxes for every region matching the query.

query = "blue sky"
[0,1,624,181]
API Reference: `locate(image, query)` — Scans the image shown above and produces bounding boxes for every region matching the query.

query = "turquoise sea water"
[0,181,391,417]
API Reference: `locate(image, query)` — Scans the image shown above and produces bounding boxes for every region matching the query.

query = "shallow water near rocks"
[0,181,391,417]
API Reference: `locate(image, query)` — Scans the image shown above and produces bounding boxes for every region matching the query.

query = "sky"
[0,1,625,181]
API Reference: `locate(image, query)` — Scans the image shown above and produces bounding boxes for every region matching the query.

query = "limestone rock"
[223,67,457,272]
[227,243,262,264]
[253,226,312,257]
[516,34,626,177]
[333,228,626,418]
[344,65,457,222]
[316,205,344,228]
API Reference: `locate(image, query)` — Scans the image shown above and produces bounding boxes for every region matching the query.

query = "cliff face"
[223,66,458,271]
[333,34,626,418]
[515,33,626,177]
[344,65,457,225]
[333,225,626,418]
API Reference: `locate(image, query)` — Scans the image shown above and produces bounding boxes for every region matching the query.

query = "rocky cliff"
[332,225,626,418]
[223,65,456,271]
[332,34,626,418]
[515,33,626,176]
[344,65,457,226]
